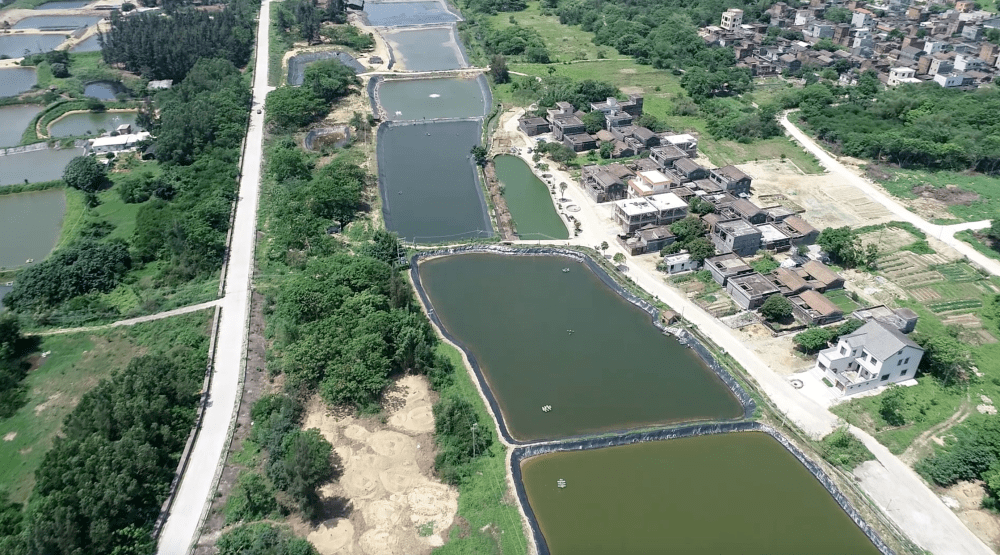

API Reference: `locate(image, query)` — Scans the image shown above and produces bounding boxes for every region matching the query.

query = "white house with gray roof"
[815,320,924,395]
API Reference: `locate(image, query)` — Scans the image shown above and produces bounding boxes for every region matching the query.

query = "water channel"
[0,147,83,186]
[35,0,92,8]
[382,26,466,71]
[0,33,67,58]
[70,34,101,52]
[362,0,459,27]
[0,188,66,270]
[493,155,568,240]
[0,105,43,148]
[377,76,487,121]
[49,110,137,138]
[378,120,491,242]
[520,432,883,554]
[417,253,743,441]
[0,68,38,98]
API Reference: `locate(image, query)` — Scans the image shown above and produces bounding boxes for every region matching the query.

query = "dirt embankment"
[294,375,458,555]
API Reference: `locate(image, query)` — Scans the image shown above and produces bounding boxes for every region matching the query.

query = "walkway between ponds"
[29,299,222,336]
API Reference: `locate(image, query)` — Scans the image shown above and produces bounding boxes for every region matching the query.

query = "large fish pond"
[0,147,84,186]
[378,120,492,243]
[377,76,487,121]
[0,188,66,269]
[417,253,744,441]
[520,432,883,555]
[382,26,467,71]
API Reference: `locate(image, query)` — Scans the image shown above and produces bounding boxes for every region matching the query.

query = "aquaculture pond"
[493,155,568,240]
[70,34,101,52]
[0,105,44,148]
[286,50,363,85]
[0,33,66,58]
[418,253,743,441]
[35,0,92,8]
[378,120,491,242]
[521,432,883,555]
[0,68,38,98]
[363,0,459,27]
[0,188,66,269]
[0,147,84,186]
[383,26,466,71]
[49,111,137,138]
[12,15,102,29]
[378,77,487,121]
[83,81,122,100]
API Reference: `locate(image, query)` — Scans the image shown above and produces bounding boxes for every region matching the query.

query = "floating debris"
[561,267,570,273]
[541,405,552,412]
[566,329,574,335]
[557,478,566,488]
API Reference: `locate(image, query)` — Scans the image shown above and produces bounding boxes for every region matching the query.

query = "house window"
[904,357,909,364]
[901,370,907,376]
[881,374,889,381]
[898,358,903,366]
[871,356,878,365]
[841,345,847,355]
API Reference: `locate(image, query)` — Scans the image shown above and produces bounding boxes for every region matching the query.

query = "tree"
[914,333,971,384]
[669,216,706,244]
[582,110,605,134]
[685,237,715,262]
[613,252,626,266]
[50,62,69,78]
[760,294,793,321]
[217,523,318,555]
[266,86,327,130]
[600,241,609,256]
[273,429,337,518]
[879,385,906,426]
[470,145,488,167]
[301,59,359,102]
[489,55,510,84]
[688,196,714,215]
[63,156,107,192]
[599,141,613,159]
[794,327,833,353]
[987,219,1000,242]
[269,141,313,182]
[559,182,567,198]
[433,396,492,484]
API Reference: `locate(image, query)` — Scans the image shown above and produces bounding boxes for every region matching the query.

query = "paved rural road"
[780,112,1000,277]
[155,0,273,553]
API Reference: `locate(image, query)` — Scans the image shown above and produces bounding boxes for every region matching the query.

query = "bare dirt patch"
[943,480,1000,550]
[913,184,981,206]
[295,374,457,555]
[3,432,16,442]
[33,393,62,415]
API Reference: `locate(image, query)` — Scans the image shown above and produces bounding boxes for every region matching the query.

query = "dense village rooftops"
[638,170,670,186]
[795,290,842,317]
[757,223,790,242]
[650,144,687,160]
[717,218,758,236]
[633,127,656,142]
[646,192,687,212]
[730,272,780,297]
[713,164,751,182]
[770,267,809,293]
[707,253,752,274]
[730,198,764,219]
[801,260,841,286]
[783,215,817,235]
[673,157,705,175]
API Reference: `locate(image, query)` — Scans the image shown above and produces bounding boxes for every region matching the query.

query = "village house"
[563,133,598,152]
[852,305,919,333]
[673,158,710,182]
[581,163,631,202]
[660,133,698,157]
[706,252,754,285]
[707,165,753,196]
[649,144,689,169]
[518,116,550,136]
[624,224,675,255]
[661,251,699,274]
[628,170,673,197]
[88,131,152,155]
[757,222,794,251]
[727,273,781,310]
[815,320,924,395]
[797,260,844,291]
[789,289,844,325]
[612,192,688,235]
[769,267,809,296]
[711,218,762,256]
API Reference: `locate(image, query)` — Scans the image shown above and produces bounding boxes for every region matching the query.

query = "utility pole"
[471,422,478,458]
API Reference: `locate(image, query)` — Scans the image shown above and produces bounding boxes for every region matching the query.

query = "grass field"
[824,289,861,313]
[875,167,999,223]
[0,311,213,503]
[269,3,293,87]
[487,3,606,63]
[956,230,1000,262]
[433,342,529,555]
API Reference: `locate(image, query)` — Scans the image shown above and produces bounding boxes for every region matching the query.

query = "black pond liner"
[510,422,895,555]
[408,245,756,446]
[287,51,365,86]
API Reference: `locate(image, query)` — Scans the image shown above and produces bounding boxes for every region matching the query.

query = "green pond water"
[521,432,882,555]
[383,26,467,71]
[378,120,492,242]
[378,77,486,121]
[419,254,742,441]
[0,105,43,148]
[49,111,138,138]
[0,147,84,186]
[0,188,66,269]
[493,155,568,240]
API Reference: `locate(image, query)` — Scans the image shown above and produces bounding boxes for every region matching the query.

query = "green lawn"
[823,289,861,313]
[0,311,213,503]
[433,342,529,555]
[874,167,999,223]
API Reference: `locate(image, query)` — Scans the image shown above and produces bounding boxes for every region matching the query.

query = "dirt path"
[900,396,972,466]
[30,299,222,336]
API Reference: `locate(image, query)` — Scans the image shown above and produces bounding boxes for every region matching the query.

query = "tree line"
[0,328,209,554]
[100,0,259,81]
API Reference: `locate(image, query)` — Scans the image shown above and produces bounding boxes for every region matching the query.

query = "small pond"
[83,81,123,100]
[49,111,138,138]
[363,0,459,27]
[0,33,67,58]
[493,155,568,240]
[35,0,92,8]
[12,15,102,29]
[0,188,66,270]
[383,26,467,71]
[286,50,364,85]
[418,253,743,441]
[70,34,101,52]
[0,68,38,98]
[0,147,84,186]
[378,120,491,242]
[0,105,44,148]
[521,432,883,555]
[377,76,487,121]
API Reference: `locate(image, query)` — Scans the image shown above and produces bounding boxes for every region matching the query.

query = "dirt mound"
[912,184,981,206]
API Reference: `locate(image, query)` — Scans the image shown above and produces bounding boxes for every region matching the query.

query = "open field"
[957,230,1000,262]
[486,3,605,62]
[0,310,212,504]
[872,167,999,224]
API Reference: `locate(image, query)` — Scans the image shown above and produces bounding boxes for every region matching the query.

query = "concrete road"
[155,0,273,553]
[780,112,1000,277]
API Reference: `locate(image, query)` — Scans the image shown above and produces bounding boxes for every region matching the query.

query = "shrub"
[760,294,793,321]
[820,428,875,470]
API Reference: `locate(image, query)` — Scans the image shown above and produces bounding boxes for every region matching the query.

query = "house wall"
[726,282,757,309]
[818,341,922,395]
